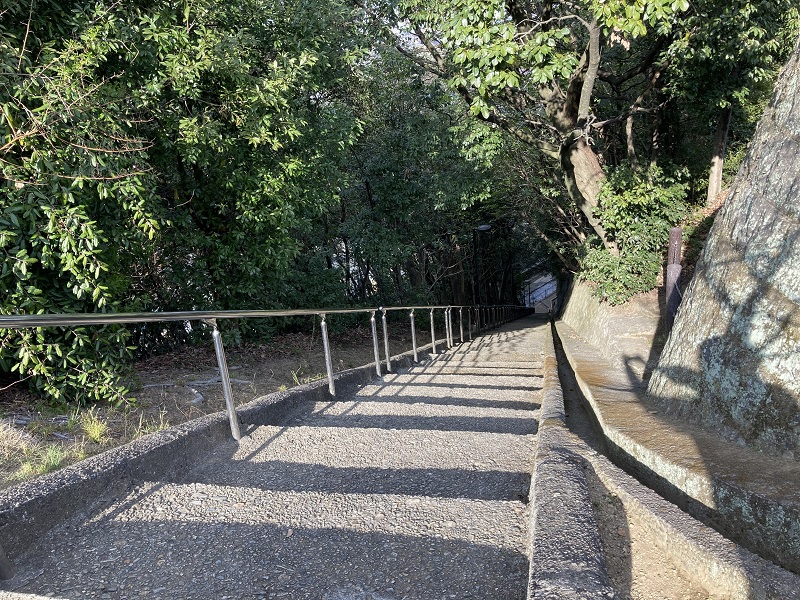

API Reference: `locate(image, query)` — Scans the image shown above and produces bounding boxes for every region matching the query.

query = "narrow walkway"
[3,318,548,600]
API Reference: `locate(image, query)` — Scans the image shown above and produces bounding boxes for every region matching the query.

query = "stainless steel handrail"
[0,303,528,440]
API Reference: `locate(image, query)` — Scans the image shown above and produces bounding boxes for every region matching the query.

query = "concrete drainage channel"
[528,321,800,599]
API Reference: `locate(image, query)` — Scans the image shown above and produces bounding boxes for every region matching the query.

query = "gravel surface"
[1,318,547,600]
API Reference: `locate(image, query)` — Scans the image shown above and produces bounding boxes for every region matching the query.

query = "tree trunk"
[706,106,732,205]
[561,135,618,254]
[446,243,467,305]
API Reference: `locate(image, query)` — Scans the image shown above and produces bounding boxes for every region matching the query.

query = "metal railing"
[0,304,530,441]
[529,279,558,306]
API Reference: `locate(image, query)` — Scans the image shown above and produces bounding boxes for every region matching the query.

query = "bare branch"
[55,170,153,182]
[461,86,560,158]
[598,37,669,86]
[412,25,448,72]
[626,111,639,170]
[17,0,34,70]
[578,20,600,123]
[54,135,154,154]
[394,44,446,77]
[0,375,32,392]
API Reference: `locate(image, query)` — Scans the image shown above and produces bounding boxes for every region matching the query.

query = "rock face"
[648,41,800,460]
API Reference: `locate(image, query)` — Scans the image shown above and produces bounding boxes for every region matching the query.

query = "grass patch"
[80,407,110,444]
[14,444,66,480]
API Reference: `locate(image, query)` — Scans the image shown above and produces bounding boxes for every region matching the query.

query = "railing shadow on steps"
[0,302,537,581]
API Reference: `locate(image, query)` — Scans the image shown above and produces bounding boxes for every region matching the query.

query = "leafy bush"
[579,166,689,305]
[1,0,364,404]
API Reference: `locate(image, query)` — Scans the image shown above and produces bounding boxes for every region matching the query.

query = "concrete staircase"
[0,319,548,600]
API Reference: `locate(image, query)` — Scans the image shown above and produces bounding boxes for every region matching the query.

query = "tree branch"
[413,25,448,72]
[467,90,560,158]
[17,0,34,70]
[578,20,600,123]
[394,44,446,77]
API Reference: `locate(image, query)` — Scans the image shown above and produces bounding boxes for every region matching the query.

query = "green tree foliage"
[1,0,796,404]
[382,0,798,299]
[1,0,365,401]
[580,165,689,304]
[130,0,364,315]
[1,0,158,402]
[309,48,536,309]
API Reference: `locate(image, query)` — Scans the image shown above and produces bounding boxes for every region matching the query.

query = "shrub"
[579,165,689,305]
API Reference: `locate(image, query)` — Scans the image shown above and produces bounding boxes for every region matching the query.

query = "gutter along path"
[1,318,547,600]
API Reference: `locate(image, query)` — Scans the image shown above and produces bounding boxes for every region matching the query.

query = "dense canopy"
[1,0,797,403]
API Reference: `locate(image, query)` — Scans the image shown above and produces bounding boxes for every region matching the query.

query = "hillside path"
[3,318,548,600]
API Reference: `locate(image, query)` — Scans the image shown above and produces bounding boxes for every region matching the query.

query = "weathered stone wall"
[648,42,800,460]
[560,281,662,383]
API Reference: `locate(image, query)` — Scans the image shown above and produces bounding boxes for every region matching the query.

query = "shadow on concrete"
[270,413,538,435]
[556,238,800,588]
[554,327,635,597]
[4,519,529,599]
[0,317,546,599]
[379,395,540,412]
[371,379,541,392]
[174,462,531,502]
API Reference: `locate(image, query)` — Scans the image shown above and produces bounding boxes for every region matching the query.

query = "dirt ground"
[0,321,432,489]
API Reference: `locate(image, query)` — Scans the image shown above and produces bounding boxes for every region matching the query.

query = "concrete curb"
[527,325,615,599]
[0,344,433,565]
[554,320,800,598]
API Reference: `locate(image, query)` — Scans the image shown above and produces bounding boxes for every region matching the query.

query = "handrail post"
[459,307,464,343]
[381,307,392,373]
[410,309,418,362]
[448,307,454,346]
[467,307,473,341]
[430,308,437,354]
[205,319,241,441]
[370,311,382,376]
[320,314,335,397]
[442,307,447,348]
[445,307,452,348]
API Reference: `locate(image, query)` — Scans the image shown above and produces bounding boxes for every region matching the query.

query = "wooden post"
[665,227,683,337]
